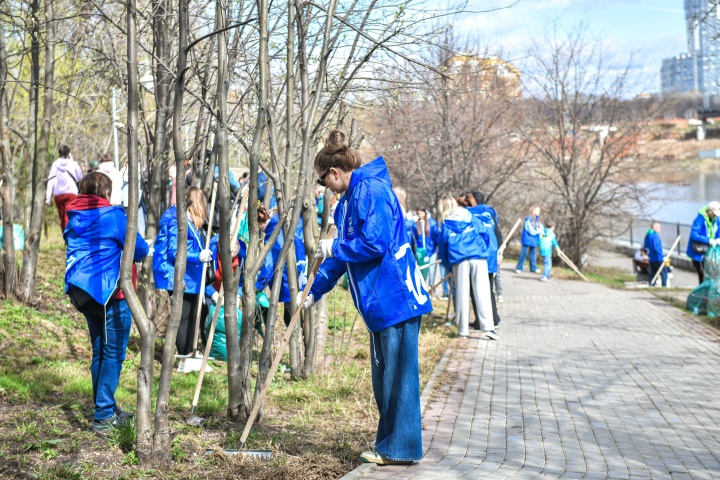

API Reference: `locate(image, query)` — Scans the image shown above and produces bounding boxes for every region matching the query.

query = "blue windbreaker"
[64,195,149,305]
[204,235,273,298]
[467,206,499,273]
[309,157,433,332]
[687,207,720,262]
[539,228,559,258]
[152,205,206,294]
[521,215,543,247]
[412,215,438,257]
[437,207,492,270]
[644,230,664,263]
[264,214,308,303]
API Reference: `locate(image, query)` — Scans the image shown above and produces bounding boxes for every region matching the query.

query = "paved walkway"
[343,264,720,479]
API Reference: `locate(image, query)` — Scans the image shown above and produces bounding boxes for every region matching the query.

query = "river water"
[642,171,720,225]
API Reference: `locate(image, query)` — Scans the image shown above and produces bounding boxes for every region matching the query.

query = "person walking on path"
[153,186,213,372]
[539,221,559,282]
[472,192,505,303]
[46,145,84,231]
[299,130,432,466]
[63,172,149,434]
[97,154,123,206]
[516,207,543,274]
[687,201,720,284]
[644,221,667,287]
[436,195,497,340]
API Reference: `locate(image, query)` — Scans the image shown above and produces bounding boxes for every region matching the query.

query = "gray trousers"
[453,259,493,336]
[494,267,503,296]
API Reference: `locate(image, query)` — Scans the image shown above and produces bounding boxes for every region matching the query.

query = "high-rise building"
[661,0,720,96]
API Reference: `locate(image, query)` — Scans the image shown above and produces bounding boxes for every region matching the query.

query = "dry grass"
[0,225,453,479]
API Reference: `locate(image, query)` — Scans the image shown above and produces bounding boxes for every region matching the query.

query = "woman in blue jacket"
[644,221,667,287]
[686,202,720,284]
[436,195,497,340]
[516,206,543,274]
[300,130,432,465]
[466,195,501,328]
[153,187,213,367]
[413,208,438,283]
[64,172,149,433]
[259,206,308,327]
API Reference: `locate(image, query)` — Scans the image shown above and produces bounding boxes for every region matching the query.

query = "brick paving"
[342,266,720,479]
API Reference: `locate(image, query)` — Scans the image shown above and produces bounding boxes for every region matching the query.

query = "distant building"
[445,55,521,98]
[661,54,696,94]
[661,0,720,96]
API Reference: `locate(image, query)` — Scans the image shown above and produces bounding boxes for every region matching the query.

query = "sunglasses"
[316,167,331,187]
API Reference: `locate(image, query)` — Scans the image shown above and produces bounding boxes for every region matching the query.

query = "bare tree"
[372,27,527,211]
[0,17,16,298]
[516,25,653,266]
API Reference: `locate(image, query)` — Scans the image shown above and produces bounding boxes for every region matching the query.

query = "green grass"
[0,224,453,479]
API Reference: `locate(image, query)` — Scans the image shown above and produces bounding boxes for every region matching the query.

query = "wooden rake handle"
[238,225,337,447]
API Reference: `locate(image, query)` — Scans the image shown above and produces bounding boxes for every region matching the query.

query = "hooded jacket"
[467,206,499,273]
[644,229,664,263]
[521,215,543,247]
[264,214,308,303]
[64,195,149,305]
[687,206,720,262]
[152,205,206,294]
[46,157,84,203]
[204,235,274,299]
[539,228,559,258]
[437,207,492,270]
[309,157,433,333]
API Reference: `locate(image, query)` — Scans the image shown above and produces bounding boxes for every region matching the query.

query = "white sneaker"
[497,295,504,303]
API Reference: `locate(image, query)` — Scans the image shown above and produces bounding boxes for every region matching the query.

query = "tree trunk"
[120,0,155,465]
[24,0,40,241]
[0,19,16,299]
[20,0,54,303]
[229,0,269,422]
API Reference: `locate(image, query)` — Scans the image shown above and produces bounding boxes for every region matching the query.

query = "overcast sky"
[453,0,687,94]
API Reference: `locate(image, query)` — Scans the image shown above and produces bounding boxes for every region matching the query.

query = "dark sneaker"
[469,321,481,330]
[114,407,135,422]
[485,330,499,340]
[91,414,124,435]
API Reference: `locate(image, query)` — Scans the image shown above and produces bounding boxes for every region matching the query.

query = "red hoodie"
[67,194,138,300]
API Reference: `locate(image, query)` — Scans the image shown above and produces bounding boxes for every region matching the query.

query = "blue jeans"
[370,316,423,462]
[542,255,552,279]
[516,245,537,272]
[438,262,450,296]
[649,261,667,287]
[85,300,132,421]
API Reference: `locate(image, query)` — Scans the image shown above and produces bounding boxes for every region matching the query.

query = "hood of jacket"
[442,207,473,232]
[55,158,74,172]
[347,157,392,197]
[66,195,114,236]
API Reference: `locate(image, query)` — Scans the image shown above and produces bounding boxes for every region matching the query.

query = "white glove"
[711,239,718,248]
[199,249,213,262]
[315,239,335,259]
[147,247,155,257]
[296,291,315,309]
[211,292,219,304]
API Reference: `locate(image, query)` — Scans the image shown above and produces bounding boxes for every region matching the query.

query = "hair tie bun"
[324,130,349,154]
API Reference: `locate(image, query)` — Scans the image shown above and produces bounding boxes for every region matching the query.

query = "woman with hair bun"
[298,130,432,465]
[153,186,213,372]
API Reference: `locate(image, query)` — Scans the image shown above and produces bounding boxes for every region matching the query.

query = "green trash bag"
[687,281,710,316]
[704,246,720,318]
[416,247,429,282]
[204,303,242,362]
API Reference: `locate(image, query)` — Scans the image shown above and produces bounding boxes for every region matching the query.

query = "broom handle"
[498,218,522,255]
[189,192,249,410]
[651,235,681,286]
[556,248,589,282]
[427,272,452,293]
[192,181,219,355]
[239,225,337,447]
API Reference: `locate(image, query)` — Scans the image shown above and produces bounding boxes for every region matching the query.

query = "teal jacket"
[539,228,558,257]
